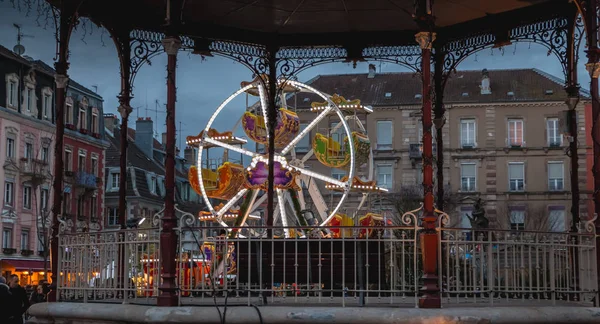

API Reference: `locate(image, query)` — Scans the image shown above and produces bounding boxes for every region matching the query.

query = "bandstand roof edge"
[46,0,573,51]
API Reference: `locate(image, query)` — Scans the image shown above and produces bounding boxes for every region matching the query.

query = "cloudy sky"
[0,1,593,152]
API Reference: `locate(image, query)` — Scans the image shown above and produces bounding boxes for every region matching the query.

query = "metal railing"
[57,228,161,303]
[440,228,597,305]
[55,221,598,307]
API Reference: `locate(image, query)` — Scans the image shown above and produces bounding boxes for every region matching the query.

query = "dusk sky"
[0,0,593,152]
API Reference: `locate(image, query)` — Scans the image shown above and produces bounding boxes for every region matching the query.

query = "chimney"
[480,69,491,95]
[367,64,376,78]
[184,146,196,165]
[135,117,154,158]
[104,114,118,133]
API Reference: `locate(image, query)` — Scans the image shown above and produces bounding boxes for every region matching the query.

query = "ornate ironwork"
[276,46,347,79]
[363,45,422,72]
[511,17,570,78]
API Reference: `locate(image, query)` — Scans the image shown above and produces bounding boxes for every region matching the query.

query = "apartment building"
[0,43,108,283]
[287,67,589,232]
[103,115,204,229]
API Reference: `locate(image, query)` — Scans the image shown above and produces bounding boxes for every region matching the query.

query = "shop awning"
[1,259,50,271]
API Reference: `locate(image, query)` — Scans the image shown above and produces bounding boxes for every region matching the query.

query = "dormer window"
[78,107,87,130]
[415,94,422,99]
[5,73,19,109]
[91,108,99,134]
[22,69,37,116]
[461,92,469,97]
[384,92,392,99]
[65,97,74,125]
[480,69,491,95]
[42,87,53,120]
[109,170,120,190]
[303,98,310,102]
[545,89,554,95]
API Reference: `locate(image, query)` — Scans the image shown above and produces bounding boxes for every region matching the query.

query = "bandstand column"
[158,35,181,307]
[48,4,77,303]
[585,0,600,294]
[110,27,134,297]
[416,29,441,308]
[433,48,446,210]
[266,47,278,237]
[113,30,133,229]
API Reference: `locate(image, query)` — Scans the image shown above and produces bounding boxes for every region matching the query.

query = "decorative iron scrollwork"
[363,45,422,72]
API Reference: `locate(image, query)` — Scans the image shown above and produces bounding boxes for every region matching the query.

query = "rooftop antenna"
[13,23,34,56]
[145,99,166,138]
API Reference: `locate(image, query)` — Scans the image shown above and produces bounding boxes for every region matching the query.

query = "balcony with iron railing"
[74,170,99,189]
[19,158,50,178]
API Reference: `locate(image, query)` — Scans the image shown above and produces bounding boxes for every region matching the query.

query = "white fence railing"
[55,224,597,307]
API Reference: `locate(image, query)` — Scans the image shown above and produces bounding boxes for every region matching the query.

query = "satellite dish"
[13,44,25,56]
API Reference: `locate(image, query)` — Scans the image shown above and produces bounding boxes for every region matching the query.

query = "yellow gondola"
[312,131,370,169]
[189,162,246,200]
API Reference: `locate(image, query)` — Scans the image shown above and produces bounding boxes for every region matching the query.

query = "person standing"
[8,274,30,324]
[29,283,49,305]
[0,276,12,322]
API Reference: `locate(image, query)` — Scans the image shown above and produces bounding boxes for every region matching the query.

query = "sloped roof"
[127,127,163,150]
[288,68,587,108]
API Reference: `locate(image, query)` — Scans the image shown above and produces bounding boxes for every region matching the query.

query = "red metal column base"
[157,291,178,306]
[419,231,441,308]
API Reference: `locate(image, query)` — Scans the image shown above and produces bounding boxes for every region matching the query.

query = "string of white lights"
[277,189,290,238]
[257,83,270,139]
[197,83,255,215]
[281,105,333,155]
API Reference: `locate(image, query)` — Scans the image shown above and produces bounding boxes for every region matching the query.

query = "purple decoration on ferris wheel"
[247,161,293,187]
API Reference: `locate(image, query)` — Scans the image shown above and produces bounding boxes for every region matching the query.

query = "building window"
[78,107,87,130]
[510,208,525,231]
[91,156,98,176]
[546,118,562,147]
[508,119,524,147]
[111,172,120,190]
[460,207,474,229]
[23,186,31,209]
[43,94,51,119]
[149,175,157,195]
[20,230,29,250]
[376,120,393,150]
[4,181,14,207]
[65,148,72,171]
[508,162,525,192]
[6,138,15,159]
[8,81,17,107]
[331,168,346,181]
[548,207,566,232]
[460,163,476,192]
[25,87,34,112]
[41,147,49,163]
[548,161,564,191]
[25,143,33,160]
[377,164,393,190]
[297,123,310,153]
[91,110,99,134]
[106,207,119,226]
[2,229,12,248]
[65,98,74,124]
[460,119,476,148]
[78,151,86,172]
[41,188,49,211]
[182,184,190,201]
[63,192,72,216]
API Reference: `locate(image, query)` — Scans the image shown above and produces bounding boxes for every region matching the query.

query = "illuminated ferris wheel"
[187,76,387,238]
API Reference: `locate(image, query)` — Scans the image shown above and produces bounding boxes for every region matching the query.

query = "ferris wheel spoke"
[203,138,257,159]
[216,189,248,222]
[289,166,346,188]
[300,149,315,163]
[257,83,270,137]
[281,105,334,156]
[277,189,291,238]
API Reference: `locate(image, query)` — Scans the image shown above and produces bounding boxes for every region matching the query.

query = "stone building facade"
[287,67,589,231]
